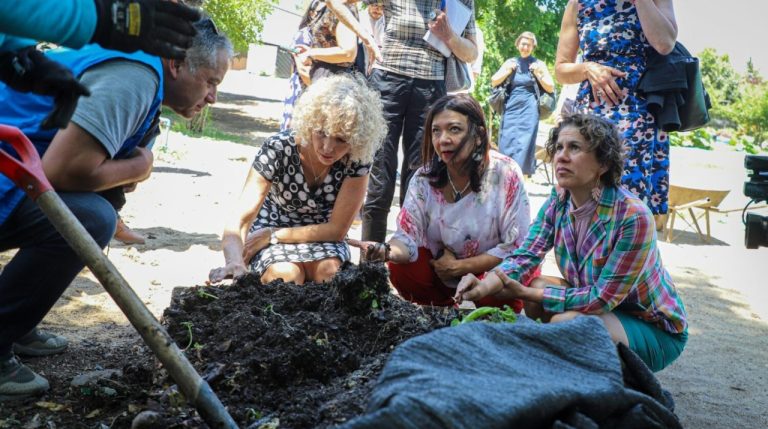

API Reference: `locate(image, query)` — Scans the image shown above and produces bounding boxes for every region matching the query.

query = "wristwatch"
[269,228,279,245]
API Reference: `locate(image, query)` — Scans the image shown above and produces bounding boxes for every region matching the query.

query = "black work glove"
[0,46,91,129]
[91,0,201,60]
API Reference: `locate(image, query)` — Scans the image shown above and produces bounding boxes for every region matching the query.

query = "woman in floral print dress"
[555,0,678,223]
[350,94,535,311]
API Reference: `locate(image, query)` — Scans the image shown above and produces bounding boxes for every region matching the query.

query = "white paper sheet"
[423,0,473,57]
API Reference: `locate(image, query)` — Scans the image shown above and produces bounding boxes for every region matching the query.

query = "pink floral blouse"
[393,151,531,287]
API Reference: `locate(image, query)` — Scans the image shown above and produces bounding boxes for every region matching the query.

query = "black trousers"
[362,69,446,242]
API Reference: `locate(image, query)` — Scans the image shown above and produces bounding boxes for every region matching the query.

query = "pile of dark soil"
[160,262,457,428]
[0,263,456,428]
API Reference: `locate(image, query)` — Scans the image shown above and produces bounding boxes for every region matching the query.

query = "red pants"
[388,247,526,313]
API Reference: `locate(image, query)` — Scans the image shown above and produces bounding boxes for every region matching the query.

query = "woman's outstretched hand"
[454,270,505,304]
[584,61,627,106]
[347,238,388,262]
[208,261,247,285]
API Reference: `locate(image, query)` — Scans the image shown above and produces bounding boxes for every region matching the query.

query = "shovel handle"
[0,125,238,428]
[0,125,53,199]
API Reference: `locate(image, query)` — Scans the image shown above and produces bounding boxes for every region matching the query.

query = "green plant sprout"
[196,288,219,300]
[181,321,194,351]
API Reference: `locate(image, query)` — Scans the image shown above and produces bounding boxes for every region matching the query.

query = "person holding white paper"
[326,0,478,244]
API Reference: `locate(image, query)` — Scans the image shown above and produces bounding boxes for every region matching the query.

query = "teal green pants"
[615,311,688,372]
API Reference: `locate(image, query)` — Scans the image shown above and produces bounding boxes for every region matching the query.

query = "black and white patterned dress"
[248,131,370,275]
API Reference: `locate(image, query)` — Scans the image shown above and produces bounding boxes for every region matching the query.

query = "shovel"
[0,125,237,428]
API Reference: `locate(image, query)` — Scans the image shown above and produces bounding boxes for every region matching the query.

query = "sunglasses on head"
[198,17,219,35]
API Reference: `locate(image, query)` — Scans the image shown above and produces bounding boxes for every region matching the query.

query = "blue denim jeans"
[0,192,116,355]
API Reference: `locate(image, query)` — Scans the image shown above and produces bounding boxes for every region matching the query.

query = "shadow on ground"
[109,227,221,252]
[658,266,768,428]
[151,165,211,177]
[209,91,281,146]
[662,228,729,246]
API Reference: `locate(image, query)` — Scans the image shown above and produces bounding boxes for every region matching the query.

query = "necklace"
[446,171,471,202]
[304,150,328,185]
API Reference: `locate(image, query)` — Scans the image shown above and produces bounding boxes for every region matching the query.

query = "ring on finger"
[596,89,604,97]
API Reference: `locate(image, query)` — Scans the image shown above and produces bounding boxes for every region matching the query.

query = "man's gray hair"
[185,18,234,74]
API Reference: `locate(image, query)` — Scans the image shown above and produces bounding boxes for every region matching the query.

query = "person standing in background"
[469,26,484,91]
[326,0,478,244]
[555,0,678,229]
[491,31,554,178]
[354,3,385,75]
[281,0,320,131]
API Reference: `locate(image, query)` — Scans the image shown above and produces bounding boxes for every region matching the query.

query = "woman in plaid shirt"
[456,114,688,372]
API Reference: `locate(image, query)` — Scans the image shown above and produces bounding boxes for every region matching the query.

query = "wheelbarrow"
[0,125,237,428]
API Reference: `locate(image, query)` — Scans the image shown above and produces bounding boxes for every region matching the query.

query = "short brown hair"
[515,31,538,48]
[545,113,625,187]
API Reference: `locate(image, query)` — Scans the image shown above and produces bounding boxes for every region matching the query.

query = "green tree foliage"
[745,58,763,85]
[193,0,276,54]
[729,82,768,149]
[699,48,741,112]
[472,0,567,130]
[675,48,768,152]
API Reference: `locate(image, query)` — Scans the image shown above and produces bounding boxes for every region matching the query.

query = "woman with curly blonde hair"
[209,74,386,284]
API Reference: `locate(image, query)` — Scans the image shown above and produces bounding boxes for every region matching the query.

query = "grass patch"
[161,107,249,144]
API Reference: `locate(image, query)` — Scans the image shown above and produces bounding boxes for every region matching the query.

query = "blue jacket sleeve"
[0,0,97,52]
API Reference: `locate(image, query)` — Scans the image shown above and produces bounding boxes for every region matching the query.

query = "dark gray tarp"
[339,316,681,429]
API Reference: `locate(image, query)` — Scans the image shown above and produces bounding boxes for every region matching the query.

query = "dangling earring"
[591,177,603,202]
[472,148,483,162]
[472,140,484,162]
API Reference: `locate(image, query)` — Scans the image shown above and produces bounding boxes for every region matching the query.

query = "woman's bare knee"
[308,258,342,283]
[261,263,305,284]
[597,312,629,346]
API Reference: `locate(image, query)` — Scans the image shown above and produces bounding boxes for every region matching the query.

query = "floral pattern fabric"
[308,0,358,68]
[281,27,312,131]
[576,0,669,214]
[392,151,531,288]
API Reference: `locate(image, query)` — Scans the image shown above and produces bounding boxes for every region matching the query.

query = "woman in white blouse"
[350,94,536,310]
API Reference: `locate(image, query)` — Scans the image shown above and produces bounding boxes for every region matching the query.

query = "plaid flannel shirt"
[499,186,688,335]
[365,0,476,80]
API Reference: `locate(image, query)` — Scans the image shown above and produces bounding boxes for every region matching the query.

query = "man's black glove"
[91,0,202,60]
[0,46,91,130]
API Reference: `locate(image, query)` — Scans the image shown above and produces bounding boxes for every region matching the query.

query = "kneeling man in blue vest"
[0,20,233,400]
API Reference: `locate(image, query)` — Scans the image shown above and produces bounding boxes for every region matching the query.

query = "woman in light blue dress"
[491,31,554,176]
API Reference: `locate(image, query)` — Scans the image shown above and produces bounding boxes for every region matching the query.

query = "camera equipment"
[743,154,768,249]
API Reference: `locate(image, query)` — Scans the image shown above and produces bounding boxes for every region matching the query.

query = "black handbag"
[637,42,712,132]
[533,74,557,120]
[487,70,515,115]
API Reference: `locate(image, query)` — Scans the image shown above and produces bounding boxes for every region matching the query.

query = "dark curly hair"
[545,113,625,187]
[418,94,490,193]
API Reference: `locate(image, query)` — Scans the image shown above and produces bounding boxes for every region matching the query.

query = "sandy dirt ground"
[2,71,767,427]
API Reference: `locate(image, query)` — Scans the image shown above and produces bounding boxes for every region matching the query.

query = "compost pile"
[158,262,457,428]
